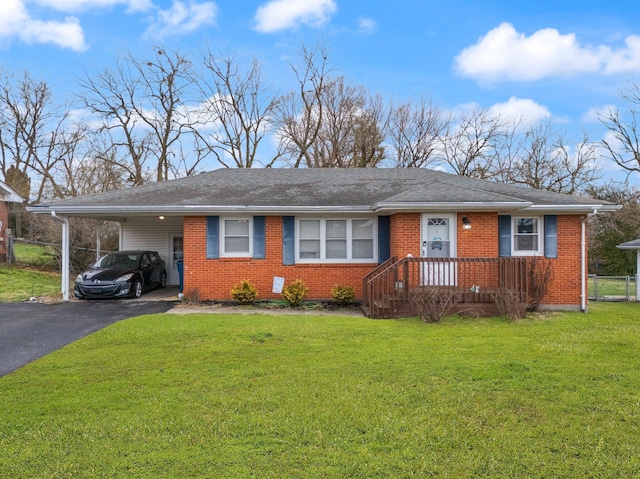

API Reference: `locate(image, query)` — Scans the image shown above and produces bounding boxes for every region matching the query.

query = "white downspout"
[51,211,70,301]
[581,209,598,312]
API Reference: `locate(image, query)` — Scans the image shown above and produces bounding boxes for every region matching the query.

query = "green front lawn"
[1,303,640,477]
[0,264,61,302]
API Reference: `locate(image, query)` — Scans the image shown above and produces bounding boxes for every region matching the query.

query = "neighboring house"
[0,180,24,263]
[28,169,618,315]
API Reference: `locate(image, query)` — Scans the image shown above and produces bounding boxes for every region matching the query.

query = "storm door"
[169,234,184,286]
[421,214,456,286]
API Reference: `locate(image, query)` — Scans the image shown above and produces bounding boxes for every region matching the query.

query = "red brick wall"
[456,212,585,306]
[390,213,421,259]
[183,213,586,307]
[457,212,498,257]
[183,216,375,301]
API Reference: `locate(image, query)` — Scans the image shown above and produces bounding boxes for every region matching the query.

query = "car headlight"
[115,273,135,283]
[76,274,83,283]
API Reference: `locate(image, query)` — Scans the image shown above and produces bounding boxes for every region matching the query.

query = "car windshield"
[94,253,138,269]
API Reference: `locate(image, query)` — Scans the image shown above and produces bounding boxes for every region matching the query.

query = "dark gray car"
[75,250,167,299]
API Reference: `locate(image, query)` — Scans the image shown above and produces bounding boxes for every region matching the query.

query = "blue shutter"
[544,215,558,259]
[282,216,295,265]
[206,216,219,259]
[378,216,391,264]
[498,215,511,257]
[253,216,266,259]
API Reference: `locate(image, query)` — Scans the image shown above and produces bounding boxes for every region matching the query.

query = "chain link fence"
[588,274,637,302]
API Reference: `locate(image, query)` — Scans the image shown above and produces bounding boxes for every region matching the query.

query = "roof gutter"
[27,205,377,216]
[373,201,531,213]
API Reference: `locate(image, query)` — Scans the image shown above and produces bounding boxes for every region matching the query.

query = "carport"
[27,205,185,301]
[616,239,640,302]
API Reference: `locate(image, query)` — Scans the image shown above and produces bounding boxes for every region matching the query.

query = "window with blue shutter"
[378,216,390,264]
[206,216,219,259]
[498,215,511,257]
[282,216,295,265]
[253,216,266,259]
[544,215,558,259]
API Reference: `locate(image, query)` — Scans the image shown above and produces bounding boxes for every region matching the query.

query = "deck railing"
[362,257,529,318]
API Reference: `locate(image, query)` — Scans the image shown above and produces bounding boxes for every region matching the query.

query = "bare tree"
[0,70,89,202]
[438,105,504,178]
[497,120,600,194]
[599,82,640,178]
[78,48,198,184]
[388,99,446,168]
[194,50,279,168]
[273,44,331,168]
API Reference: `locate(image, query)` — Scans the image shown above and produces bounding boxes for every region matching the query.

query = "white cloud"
[254,0,337,33]
[144,1,217,39]
[358,17,376,34]
[581,105,616,124]
[0,0,86,50]
[32,0,152,13]
[488,97,551,125]
[454,22,640,83]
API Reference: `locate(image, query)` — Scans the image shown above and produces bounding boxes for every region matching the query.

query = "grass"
[13,242,56,269]
[1,303,640,477]
[589,276,636,299]
[0,264,61,302]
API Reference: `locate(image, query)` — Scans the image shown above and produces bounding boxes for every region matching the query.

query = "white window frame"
[295,217,377,263]
[220,217,253,258]
[511,216,543,256]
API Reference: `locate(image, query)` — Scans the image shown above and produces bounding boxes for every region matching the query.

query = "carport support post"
[636,251,640,302]
[51,211,70,301]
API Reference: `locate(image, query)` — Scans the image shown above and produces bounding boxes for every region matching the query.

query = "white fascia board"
[521,204,622,214]
[0,181,24,203]
[27,205,376,216]
[373,201,531,213]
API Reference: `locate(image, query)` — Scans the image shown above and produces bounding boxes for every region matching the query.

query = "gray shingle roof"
[31,168,616,214]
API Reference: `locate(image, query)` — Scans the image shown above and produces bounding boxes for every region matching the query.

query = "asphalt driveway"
[0,300,175,377]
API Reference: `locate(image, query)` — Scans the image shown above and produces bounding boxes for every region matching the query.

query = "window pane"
[326,220,346,239]
[225,237,250,253]
[225,219,249,235]
[514,235,538,251]
[327,239,347,258]
[300,239,321,258]
[353,239,374,259]
[516,218,537,234]
[300,220,320,239]
[353,219,373,239]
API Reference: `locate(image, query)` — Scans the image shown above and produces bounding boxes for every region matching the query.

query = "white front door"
[421,214,456,286]
[169,234,184,286]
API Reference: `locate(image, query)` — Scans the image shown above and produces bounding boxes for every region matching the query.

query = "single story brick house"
[28,168,618,315]
[0,179,24,263]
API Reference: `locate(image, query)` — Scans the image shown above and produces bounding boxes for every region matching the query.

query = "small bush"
[230,280,258,305]
[493,288,528,322]
[331,285,355,307]
[408,286,462,323]
[282,279,308,307]
[182,287,201,305]
[527,257,554,312]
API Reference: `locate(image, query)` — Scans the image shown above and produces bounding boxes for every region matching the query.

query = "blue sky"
[1,0,640,183]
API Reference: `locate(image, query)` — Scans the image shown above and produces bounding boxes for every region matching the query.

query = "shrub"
[408,286,462,323]
[527,257,554,312]
[282,279,308,307]
[493,288,528,322]
[331,285,356,307]
[182,287,201,305]
[230,280,258,305]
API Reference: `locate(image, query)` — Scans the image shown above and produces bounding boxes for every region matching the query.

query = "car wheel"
[160,271,167,289]
[132,278,143,298]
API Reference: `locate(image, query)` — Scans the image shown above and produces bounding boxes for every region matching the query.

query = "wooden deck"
[362,257,529,319]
